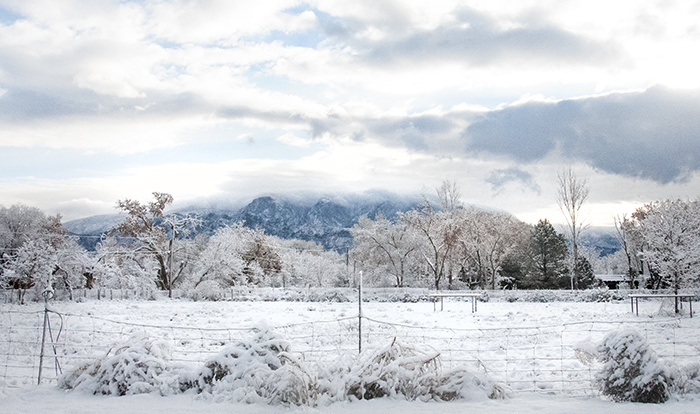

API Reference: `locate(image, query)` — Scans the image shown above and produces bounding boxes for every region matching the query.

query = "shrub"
[596,329,673,403]
[59,335,178,396]
[179,321,317,406]
[190,280,224,301]
[61,322,506,406]
[344,338,506,401]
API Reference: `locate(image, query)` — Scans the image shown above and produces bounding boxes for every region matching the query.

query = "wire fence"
[2,301,698,395]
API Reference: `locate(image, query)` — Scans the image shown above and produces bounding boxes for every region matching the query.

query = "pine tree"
[526,219,569,289]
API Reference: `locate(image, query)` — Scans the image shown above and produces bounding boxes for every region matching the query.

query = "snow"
[2,292,700,413]
[2,385,700,414]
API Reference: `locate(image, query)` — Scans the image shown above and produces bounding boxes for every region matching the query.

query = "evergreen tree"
[575,256,596,289]
[526,219,569,289]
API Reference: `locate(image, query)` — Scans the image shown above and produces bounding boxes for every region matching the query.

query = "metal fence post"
[358,271,362,354]
[37,289,53,385]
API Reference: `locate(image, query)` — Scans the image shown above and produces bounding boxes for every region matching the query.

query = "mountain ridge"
[63,192,620,255]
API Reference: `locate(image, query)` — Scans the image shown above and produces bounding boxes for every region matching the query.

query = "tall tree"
[527,219,569,289]
[556,168,589,290]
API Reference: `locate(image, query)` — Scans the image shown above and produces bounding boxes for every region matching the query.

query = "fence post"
[37,288,54,385]
[358,271,362,354]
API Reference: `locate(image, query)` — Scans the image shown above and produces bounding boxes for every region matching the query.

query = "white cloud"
[276,132,310,147]
[1,0,700,227]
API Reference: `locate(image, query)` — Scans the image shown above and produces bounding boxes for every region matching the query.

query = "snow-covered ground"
[2,294,699,413]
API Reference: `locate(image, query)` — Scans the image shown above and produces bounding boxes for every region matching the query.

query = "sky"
[1,0,700,226]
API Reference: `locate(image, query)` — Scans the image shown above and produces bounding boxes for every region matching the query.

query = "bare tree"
[556,168,589,290]
[437,179,462,213]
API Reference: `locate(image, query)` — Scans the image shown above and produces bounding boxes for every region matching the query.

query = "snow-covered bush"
[180,322,317,406]
[343,339,506,401]
[577,288,623,303]
[60,322,506,406]
[60,335,178,396]
[189,280,224,301]
[522,290,558,303]
[596,329,674,403]
[677,363,700,395]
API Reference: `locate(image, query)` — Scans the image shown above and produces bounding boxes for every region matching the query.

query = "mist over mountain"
[63,191,620,256]
[63,191,427,251]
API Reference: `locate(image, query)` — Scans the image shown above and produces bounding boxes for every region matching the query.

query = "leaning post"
[37,287,54,385]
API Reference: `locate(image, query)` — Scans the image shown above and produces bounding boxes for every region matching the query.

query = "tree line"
[2,185,699,303]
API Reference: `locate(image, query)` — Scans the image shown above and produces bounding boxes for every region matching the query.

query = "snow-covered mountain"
[63,192,620,255]
[63,192,425,251]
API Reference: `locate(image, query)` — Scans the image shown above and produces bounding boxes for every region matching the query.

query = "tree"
[112,192,200,298]
[3,239,56,303]
[526,219,569,289]
[556,168,589,290]
[574,256,596,289]
[455,208,530,289]
[350,214,418,287]
[401,200,461,290]
[632,199,700,312]
[192,224,249,288]
[0,204,67,302]
[437,179,462,214]
[614,214,643,289]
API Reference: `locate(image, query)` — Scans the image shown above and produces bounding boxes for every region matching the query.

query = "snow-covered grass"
[2,293,700,413]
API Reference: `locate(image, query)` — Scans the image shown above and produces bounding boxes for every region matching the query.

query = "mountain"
[63,192,621,255]
[580,227,620,257]
[63,192,424,251]
[197,193,424,251]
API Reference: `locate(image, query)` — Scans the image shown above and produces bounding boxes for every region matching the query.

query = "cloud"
[486,167,541,195]
[328,6,623,68]
[465,86,700,183]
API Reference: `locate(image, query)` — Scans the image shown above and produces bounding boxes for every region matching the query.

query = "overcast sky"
[1,0,700,226]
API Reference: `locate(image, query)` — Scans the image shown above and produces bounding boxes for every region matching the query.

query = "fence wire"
[2,304,698,396]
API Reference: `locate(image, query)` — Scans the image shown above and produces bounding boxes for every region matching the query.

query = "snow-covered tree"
[632,199,700,309]
[613,214,643,288]
[3,239,56,303]
[191,224,249,288]
[556,168,589,290]
[523,219,569,289]
[401,200,461,290]
[53,237,93,300]
[94,235,157,297]
[112,192,200,297]
[0,204,69,302]
[350,214,418,288]
[454,208,530,289]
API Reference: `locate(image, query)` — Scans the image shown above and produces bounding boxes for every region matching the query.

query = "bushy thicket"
[60,324,506,406]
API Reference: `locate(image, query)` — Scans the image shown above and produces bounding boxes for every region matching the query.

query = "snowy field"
[2,293,699,413]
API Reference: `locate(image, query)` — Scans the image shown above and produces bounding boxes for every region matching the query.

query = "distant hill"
[63,193,620,256]
[63,192,425,252]
[580,227,620,257]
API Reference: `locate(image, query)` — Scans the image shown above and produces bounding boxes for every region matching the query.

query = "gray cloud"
[465,86,700,183]
[323,6,622,68]
[486,167,541,195]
